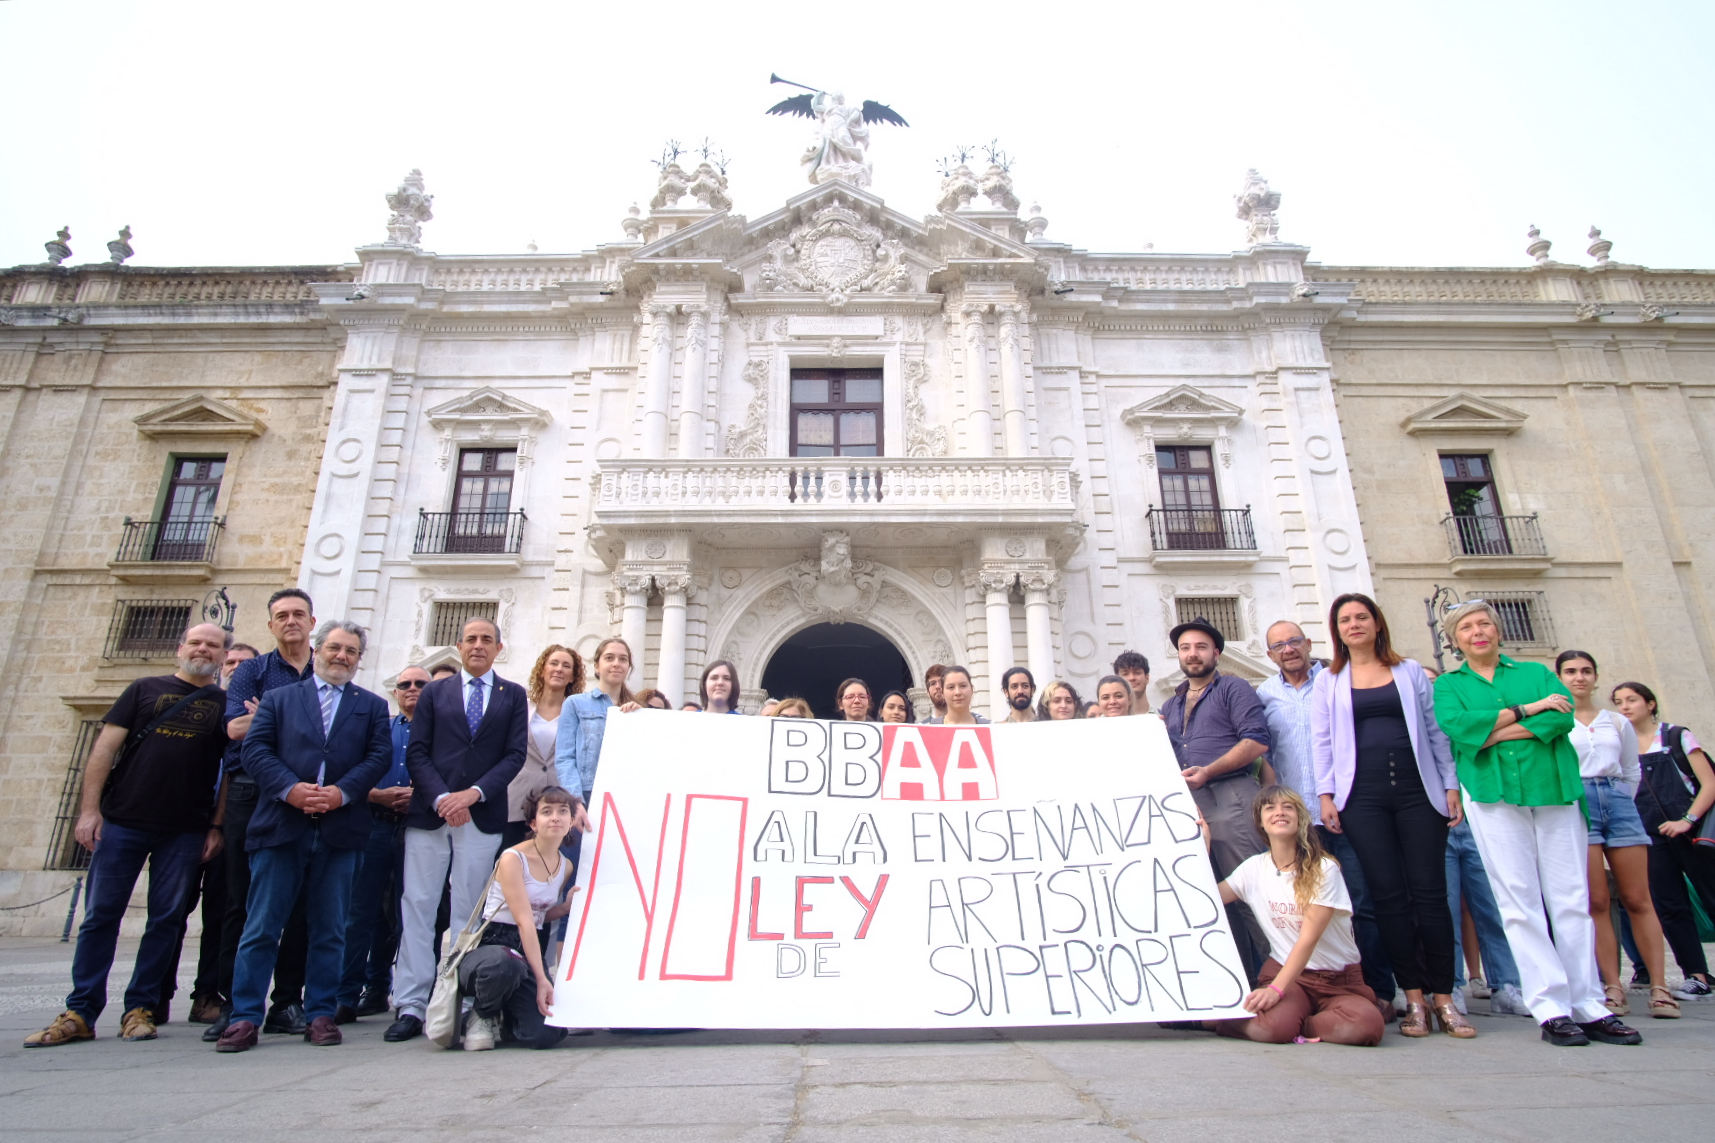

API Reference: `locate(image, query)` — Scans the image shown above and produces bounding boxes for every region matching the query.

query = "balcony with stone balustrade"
[590,456,1083,552]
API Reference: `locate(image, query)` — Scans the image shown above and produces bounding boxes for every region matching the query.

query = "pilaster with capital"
[655,572,692,704]
[996,304,1030,456]
[675,305,712,458]
[960,304,996,458]
[978,567,1017,715]
[639,303,676,457]
[614,570,654,687]
[1020,569,1058,688]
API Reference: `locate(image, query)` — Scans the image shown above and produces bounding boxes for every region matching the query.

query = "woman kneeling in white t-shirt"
[1204,785,1386,1046]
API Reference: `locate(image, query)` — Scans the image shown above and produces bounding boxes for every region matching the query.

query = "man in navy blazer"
[216,620,390,1053]
[385,617,527,1042]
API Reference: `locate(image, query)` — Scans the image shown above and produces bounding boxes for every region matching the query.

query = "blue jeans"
[66,821,204,1023]
[231,827,359,1025]
[1445,818,1520,988]
[1318,826,1395,1002]
[337,815,405,1008]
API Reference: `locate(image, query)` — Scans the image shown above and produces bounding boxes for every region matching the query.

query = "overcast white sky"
[4,0,1712,271]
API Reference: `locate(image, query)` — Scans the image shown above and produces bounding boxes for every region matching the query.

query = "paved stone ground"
[4,935,1714,1142]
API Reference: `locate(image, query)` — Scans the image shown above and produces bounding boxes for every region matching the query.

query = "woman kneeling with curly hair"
[1205,786,1385,1046]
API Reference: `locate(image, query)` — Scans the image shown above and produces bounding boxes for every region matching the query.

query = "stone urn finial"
[384,169,434,248]
[1525,224,1552,265]
[1587,226,1613,265]
[107,225,134,264]
[44,226,72,265]
[1235,169,1282,246]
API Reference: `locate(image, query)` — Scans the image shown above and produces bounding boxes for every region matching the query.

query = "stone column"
[996,305,1030,456]
[981,569,1017,717]
[640,304,675,457]
[1022,570,1057,688]
[963,306,995,458]
[656,574,690,705]
[674,306,709,458]
[616,571,653,689]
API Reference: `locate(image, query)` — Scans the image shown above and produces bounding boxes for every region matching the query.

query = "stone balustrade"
[114,270,335,303]
[1322,269,1542,304]
[593,456,1080,525]
[425,260,595,291]
[1070,258,1244,289]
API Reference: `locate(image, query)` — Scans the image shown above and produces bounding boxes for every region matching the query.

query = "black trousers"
[160,852,225,1003]
[216,776,308,1009]
[1647,832,1715,979]
[1338,747,1455,995]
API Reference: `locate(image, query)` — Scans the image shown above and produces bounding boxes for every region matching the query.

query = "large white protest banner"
[549,712,1249,1029]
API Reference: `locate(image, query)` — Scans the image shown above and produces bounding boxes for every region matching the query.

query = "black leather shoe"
[355,989,390,1017]
[1540,1016,1590,1046]
[383,1013,423,1042]
[1580,1015,1642,1045]
[263,1001,307,1035]
[334,1005,358,1025]
[202,1008,230,1043]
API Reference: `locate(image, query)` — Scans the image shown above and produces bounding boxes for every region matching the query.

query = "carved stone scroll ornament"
[725,358,770,458]
[789,530,881,623]
[902,359,949,457]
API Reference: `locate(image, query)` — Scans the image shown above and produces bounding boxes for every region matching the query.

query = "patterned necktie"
[466,676,485,737]
[319,682,338,736]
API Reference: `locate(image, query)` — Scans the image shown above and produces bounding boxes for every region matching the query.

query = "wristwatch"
[1509,704,1525,723]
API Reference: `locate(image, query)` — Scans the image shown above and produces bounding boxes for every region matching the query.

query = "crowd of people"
[23,586,1715,1054]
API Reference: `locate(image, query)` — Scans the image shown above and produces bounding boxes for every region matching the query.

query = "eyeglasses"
[1267,636,1306,653]
[396,679,428,690]
[1445,598,1487,613]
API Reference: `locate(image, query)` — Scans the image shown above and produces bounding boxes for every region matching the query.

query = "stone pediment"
[629,210,748,262]
[740,186,934,301]
[1122,386,1245,467]
[923,210,1039,264]
[625,181,1045,300]
[425,386,551,469]
[1122,385,1245,426]
[1401,392,1527,436]
[134,395,266,438]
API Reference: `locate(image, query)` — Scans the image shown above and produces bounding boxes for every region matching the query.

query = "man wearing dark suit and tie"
[215,620,391,1053]
[386,617,527,1042]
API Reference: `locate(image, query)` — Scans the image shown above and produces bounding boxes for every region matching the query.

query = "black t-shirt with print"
[100,674,228,833]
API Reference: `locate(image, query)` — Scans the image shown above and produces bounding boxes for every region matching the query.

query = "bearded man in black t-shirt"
[23,622,232,1048]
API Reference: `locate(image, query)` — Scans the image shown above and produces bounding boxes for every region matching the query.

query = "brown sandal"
[1398,1001,1431,1037]
[1432,1000,1478,1038]
[1605,982,1630,1016]
[1650,986,1682,1019]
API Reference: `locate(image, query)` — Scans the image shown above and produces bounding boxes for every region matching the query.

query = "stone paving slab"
[4,936,1714,1142]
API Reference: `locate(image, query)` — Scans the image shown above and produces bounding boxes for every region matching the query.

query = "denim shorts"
[1584,777,1652,848]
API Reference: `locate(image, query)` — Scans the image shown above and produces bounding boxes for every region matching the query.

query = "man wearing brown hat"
[1159,616,1272,982]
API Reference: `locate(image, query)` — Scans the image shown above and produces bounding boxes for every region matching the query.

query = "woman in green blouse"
[1431,601,1642,1049]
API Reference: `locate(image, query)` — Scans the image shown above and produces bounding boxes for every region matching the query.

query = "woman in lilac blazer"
[1311,593,1470,1039]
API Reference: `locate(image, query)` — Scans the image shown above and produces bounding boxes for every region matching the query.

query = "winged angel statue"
[766,75,908,189]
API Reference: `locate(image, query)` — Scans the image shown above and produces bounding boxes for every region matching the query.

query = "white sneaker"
[462,1012,498,1051]
[1490,984,1532,1016]
[1466,975,1491,1000]
[1451,989,1468,1015]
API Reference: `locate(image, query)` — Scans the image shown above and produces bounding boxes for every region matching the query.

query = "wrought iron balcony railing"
[1442,513,1546,558]
[414,509,527,556]
[1145,507,1258,552]
[114,516,224,563]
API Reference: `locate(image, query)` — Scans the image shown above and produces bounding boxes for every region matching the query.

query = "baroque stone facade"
[3,162,1713,932]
